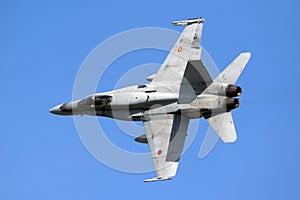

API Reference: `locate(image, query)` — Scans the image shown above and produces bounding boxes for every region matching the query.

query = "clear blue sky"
[1,0,300,199]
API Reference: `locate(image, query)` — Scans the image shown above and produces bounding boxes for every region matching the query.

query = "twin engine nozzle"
[225,85,241,111]
[226,84,242,98]
[204,83,242,98]
[226,98,240,111]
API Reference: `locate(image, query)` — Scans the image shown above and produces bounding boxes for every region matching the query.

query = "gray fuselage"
[49,83,240,121]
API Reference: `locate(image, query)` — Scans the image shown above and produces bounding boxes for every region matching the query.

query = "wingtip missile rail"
[172,17,205,26]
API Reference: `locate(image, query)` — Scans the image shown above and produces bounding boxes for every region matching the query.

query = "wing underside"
[143,18,208,182]
[150,19,205,94]
[143,113,189,182]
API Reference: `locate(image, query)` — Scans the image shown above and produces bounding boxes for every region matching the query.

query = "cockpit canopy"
[78,95,112,109]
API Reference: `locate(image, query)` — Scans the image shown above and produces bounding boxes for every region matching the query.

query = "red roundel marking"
[157,150,163,155]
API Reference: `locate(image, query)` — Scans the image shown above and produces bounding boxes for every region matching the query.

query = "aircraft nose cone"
[49,105,62,114]
[49,102,75,115]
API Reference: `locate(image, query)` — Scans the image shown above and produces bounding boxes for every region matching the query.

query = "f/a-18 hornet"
[50,18,251,182]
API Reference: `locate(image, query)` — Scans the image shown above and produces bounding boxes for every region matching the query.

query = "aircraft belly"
[95,109,142,121]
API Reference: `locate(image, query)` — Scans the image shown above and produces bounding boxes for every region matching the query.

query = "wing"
[143,18,208,182]
[204,112,237,143]
[150,18,205,95]
[143,113,189,182]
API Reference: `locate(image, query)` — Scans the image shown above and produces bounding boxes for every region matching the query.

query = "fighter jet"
[50,18,251,182]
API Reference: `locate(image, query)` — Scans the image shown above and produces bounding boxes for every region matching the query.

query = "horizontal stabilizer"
[214,52,251,84]
[205,112,237,143]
